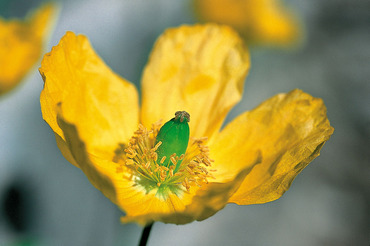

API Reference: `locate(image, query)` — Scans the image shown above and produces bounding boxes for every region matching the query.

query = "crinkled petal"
[121,152,260,225]
[141,24,250,142]
[40,31,139,160]
[193,0,301,46]
[210,89,333,204]
[0,3,57,95]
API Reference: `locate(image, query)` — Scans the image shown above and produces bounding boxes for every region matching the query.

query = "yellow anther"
[151,152,158,162]
[126,153,136,159]
[186,167,195,175]
[160,156,166,164]
[153,141,162,151]
[170,156,177,165]
[154,164,160,172]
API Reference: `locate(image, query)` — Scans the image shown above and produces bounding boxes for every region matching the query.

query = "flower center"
[113,112,215,200]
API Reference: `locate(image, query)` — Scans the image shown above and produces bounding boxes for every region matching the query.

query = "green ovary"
[155,111,190,172]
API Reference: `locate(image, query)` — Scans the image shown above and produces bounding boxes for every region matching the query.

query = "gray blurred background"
[0,0,369,245]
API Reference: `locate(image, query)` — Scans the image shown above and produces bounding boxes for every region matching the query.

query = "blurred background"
[0,0,369,245]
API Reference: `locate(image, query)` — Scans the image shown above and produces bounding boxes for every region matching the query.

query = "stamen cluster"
[114,123,215,198]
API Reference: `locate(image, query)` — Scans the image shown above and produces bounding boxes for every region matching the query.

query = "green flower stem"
[138,223,154,246]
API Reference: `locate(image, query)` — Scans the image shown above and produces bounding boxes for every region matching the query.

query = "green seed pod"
[155,111,190,172]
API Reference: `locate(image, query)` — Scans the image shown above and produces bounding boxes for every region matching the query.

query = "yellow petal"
[40,32,139,159]
[211,89,333,204]
[193,0,302,46]
[0,3,57,95]
[141,24,250,142]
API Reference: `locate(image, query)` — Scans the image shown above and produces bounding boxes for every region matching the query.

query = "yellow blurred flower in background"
[0,3,56,95]
[39,24,332,226]
[193,0,302,47]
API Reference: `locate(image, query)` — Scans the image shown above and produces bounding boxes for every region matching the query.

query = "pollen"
[115,122,214,199]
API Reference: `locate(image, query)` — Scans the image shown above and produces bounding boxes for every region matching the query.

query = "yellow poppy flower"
[39,24,333,226]
[0,3,56,95]
[193,0,302,47]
